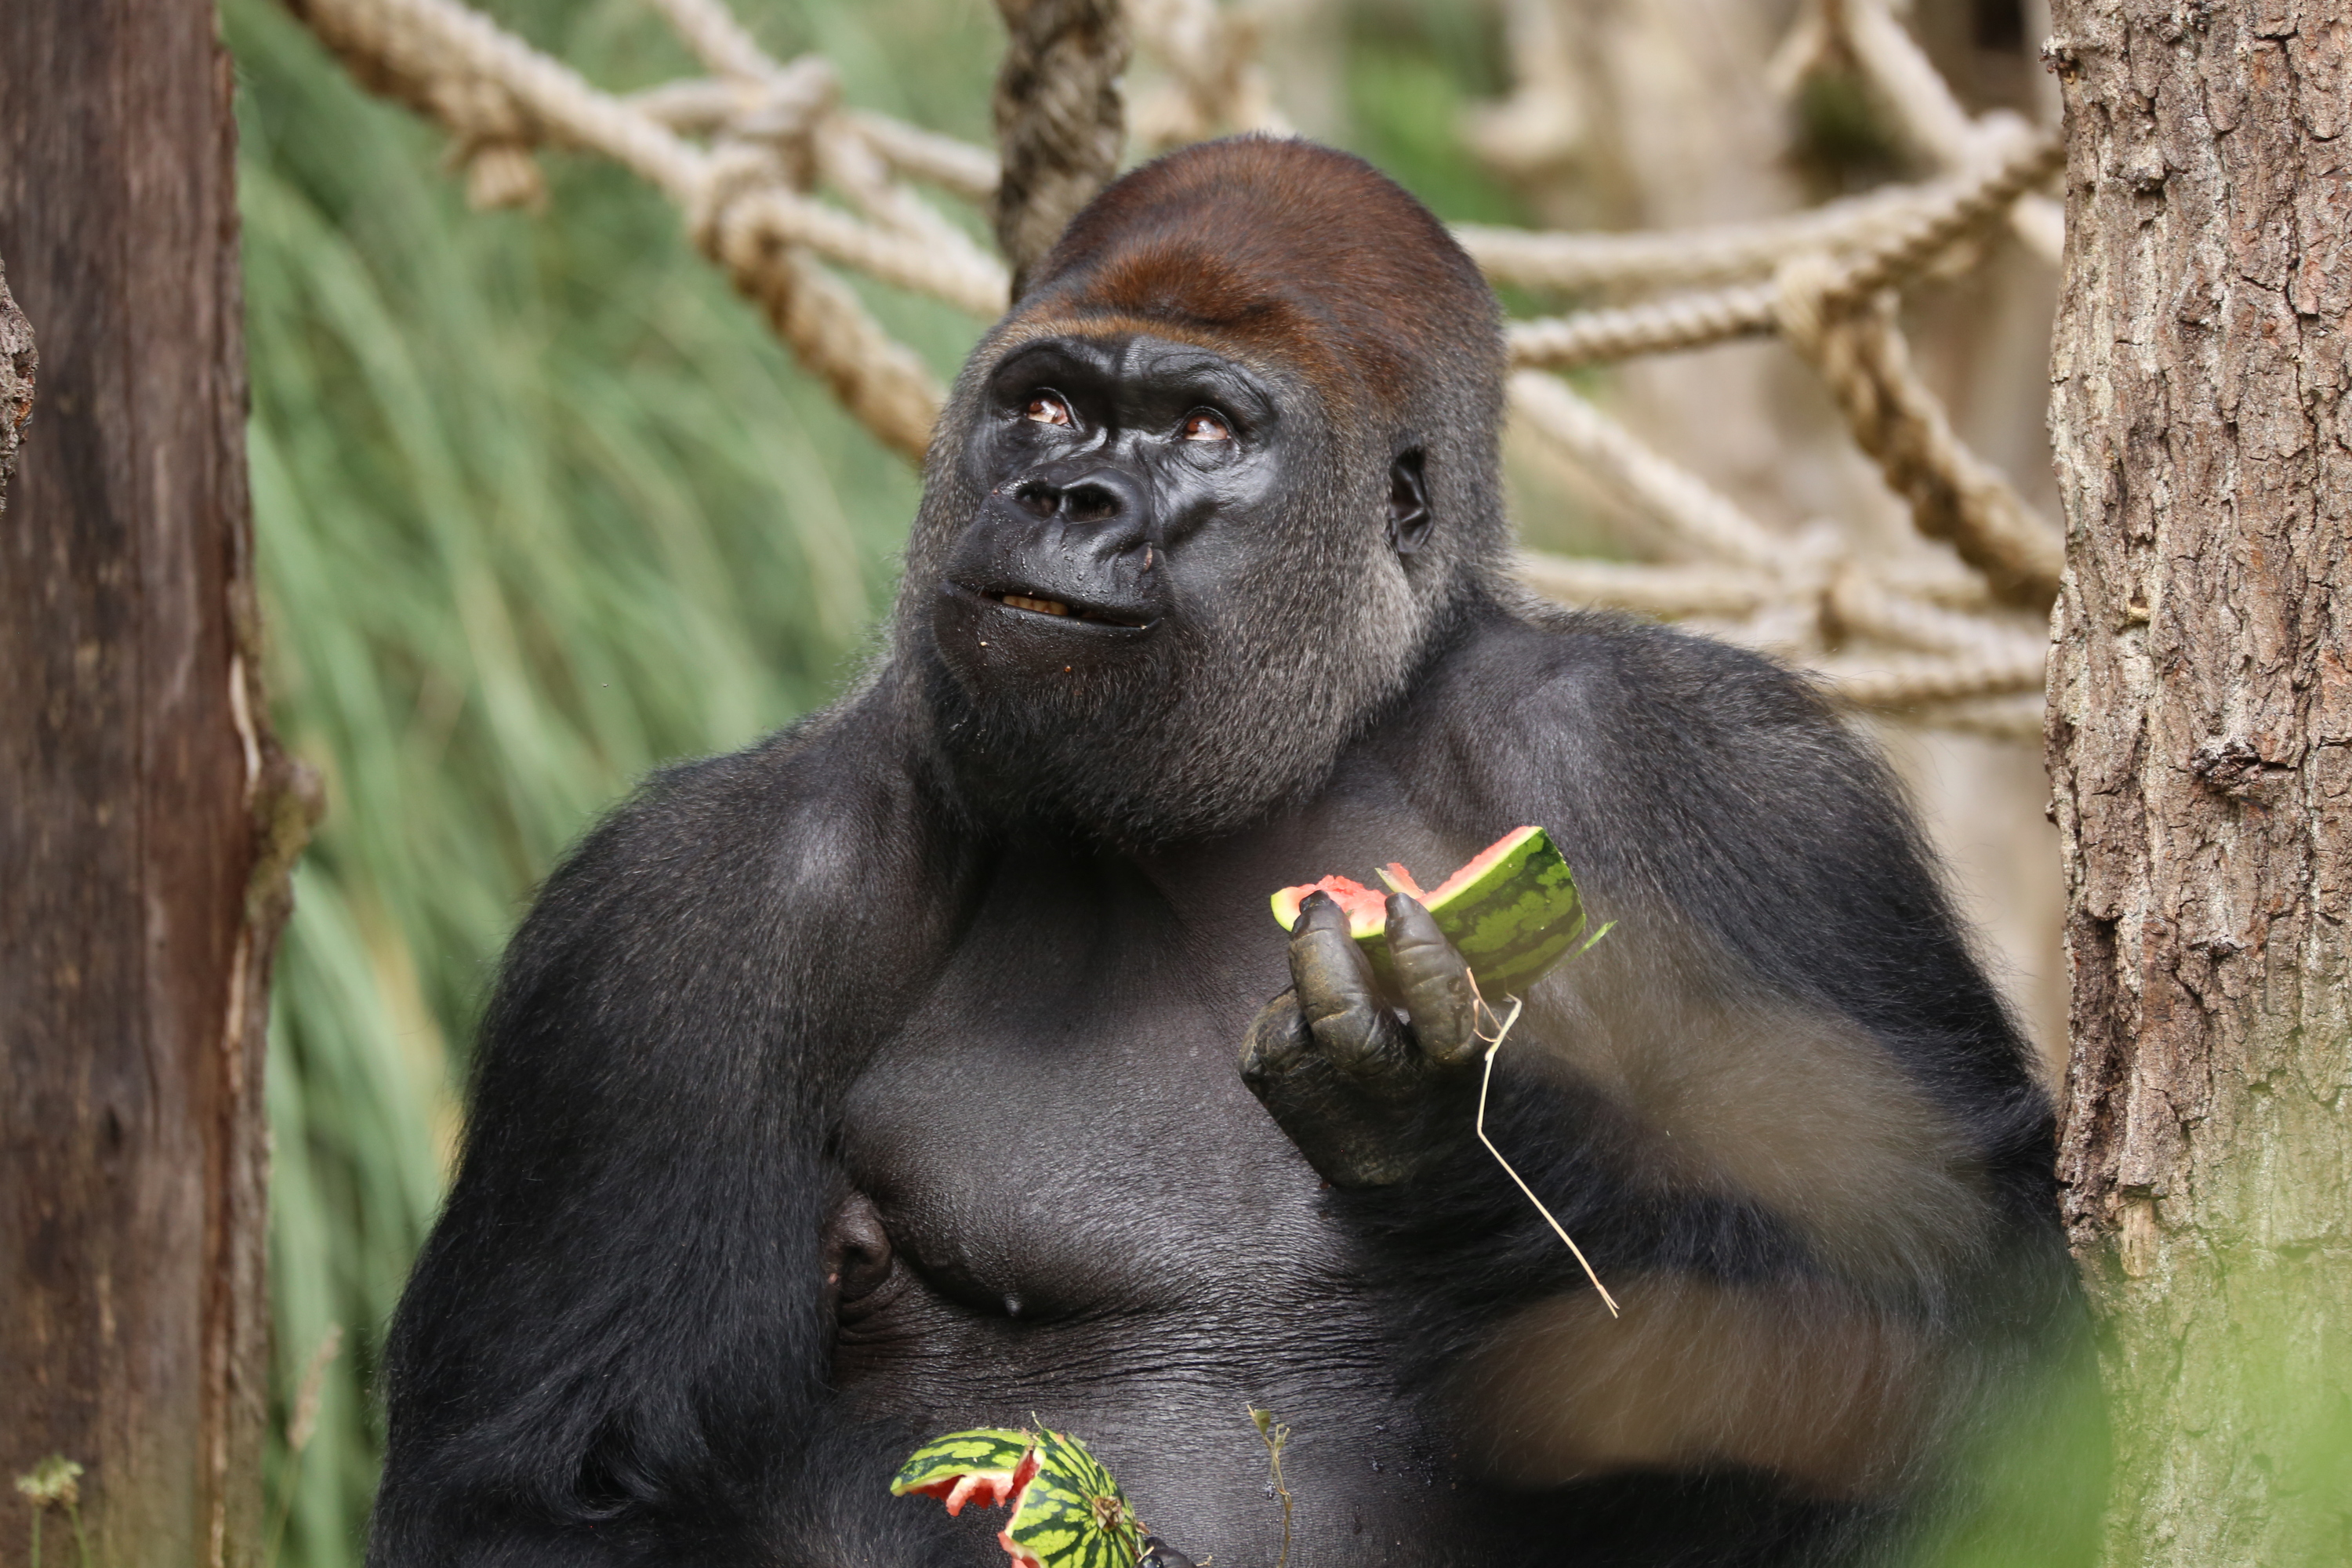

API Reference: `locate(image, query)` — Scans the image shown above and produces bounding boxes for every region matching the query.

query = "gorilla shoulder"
[497,688,966,1041]
[1407,597,1867,845]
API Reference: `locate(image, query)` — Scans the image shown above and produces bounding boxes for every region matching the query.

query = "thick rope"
[1508,372,1780,567]
[1773,264,2063,610]
[990,0,1129,292]
[279,0,2061,737]
[844,111,1000,202]
[688,146,946,460]
[1814,645,2047,706]
[1515,554,1771,619]
[1828,0,2063,263]
[285,0,967,459]
[1507,127,2061,372]
[1822,568,2043,661]
[1508,374,2051,665]
[1508,285,1781,373]
[1466,170,1989,296]
[644,0,774,82]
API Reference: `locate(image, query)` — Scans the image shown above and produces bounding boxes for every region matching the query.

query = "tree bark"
[0,264,31,512]
[2047,2,2352,1563]
[0,3,311,1564]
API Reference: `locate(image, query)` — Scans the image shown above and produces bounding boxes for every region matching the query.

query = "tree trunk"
[2047,2,2352,1563]
[0,4,310,1563]
[0,265,30,512]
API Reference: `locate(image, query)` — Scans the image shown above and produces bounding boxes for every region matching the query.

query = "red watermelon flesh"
[1272,829,1544,940]
[1385,826,1540,907]
[1268,873,1390,938]
[1269,826,1592,995]
[904,1448,1040,1517]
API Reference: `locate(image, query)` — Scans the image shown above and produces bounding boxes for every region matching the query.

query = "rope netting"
[279,0,2062,738]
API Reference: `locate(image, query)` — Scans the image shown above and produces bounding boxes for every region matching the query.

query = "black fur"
[372,140,2096,1568]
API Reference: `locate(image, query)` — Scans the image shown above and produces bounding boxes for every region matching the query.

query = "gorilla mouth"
[964,582,1156,630]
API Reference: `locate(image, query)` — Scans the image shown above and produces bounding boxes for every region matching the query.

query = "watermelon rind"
[890,1428,1036,1502]
[1270,826,1590,997]
[891,1427,1144,1568]
[1005,1429,1143,1568]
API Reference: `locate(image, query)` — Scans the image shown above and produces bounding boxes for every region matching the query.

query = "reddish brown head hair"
[1005,137,1504,423]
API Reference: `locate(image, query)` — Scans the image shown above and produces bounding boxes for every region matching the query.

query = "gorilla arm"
[1240,612,2073,1509]
[368,699,978,1566]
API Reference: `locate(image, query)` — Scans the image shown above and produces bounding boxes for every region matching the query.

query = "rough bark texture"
[2047,1,2352,1563]
[0,3,312,1564]
[0,264,31,510]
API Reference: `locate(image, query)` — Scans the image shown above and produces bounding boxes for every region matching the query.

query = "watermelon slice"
[891,1428,1144,1568]
[1269,825,1591,996]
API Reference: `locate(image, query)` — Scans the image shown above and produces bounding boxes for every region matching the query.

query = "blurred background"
[231,1,2064,1560]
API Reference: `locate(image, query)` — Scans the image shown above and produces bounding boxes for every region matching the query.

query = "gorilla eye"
[1181,411,1232,443]
[1025,393,1074,427]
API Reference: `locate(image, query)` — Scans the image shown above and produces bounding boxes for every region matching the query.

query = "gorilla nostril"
[1013,480,1061,519]
[1061,482,1120,523]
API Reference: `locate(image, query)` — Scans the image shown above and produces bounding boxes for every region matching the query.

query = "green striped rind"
[890,1428,1142,1568]
[1341,827,1588,997]
[884,1429,1030,1504]
[1430,827,1590,995]
[888,1428,1035,1498]
[1005,1429,1142,1568]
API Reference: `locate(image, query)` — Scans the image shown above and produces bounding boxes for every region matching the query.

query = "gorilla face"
[935,332,1288,675]
[922,329,1437,848]
[892,138,1509,848]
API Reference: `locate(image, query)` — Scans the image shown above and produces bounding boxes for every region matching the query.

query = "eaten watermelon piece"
[891,1428,1145,1568]
[1270,825,1592,996]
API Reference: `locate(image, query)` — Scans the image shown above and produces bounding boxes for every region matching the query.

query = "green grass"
[229,2,999,1559]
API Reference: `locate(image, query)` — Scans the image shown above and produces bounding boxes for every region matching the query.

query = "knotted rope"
[279,0,2066,735]
[1771,261,2062,609]
[990,0,1129,292]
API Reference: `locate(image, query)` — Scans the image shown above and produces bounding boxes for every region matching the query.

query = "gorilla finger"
[1241,990,1311,1081]
[1385,891,1480,1067]
[1289,890,1380,1021]
[1288,895,1403,1071]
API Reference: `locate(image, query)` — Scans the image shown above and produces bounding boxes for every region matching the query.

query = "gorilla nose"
[1011,466,1146,528]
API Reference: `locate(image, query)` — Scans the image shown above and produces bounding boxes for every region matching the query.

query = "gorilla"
[369,138,2092,1567]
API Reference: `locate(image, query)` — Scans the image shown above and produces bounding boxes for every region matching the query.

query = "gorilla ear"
[1387,450,1432,556]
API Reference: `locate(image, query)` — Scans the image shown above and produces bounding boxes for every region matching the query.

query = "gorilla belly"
[834,889,1477,1564]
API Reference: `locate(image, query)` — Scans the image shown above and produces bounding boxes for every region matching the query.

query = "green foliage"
[1341,2,1526,227]
[228,1,992,1559]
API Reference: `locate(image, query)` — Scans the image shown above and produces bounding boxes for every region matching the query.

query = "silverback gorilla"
[371,139,2090,1567]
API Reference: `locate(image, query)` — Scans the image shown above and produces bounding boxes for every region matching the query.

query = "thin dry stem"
[1472,987,1620,1317]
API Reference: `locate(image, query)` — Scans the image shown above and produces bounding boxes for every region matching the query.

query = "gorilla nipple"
[821,1191,895,1309]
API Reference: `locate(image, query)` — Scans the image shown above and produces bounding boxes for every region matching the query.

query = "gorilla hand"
[1138,1535,1203,1568]
[1241,888,1484,1187]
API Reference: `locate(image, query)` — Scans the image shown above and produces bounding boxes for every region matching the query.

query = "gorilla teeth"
[1000,593,1071,616]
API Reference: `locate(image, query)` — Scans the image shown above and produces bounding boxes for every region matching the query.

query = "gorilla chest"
[839,887,1334,1326]
[830,880,1458,1551]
